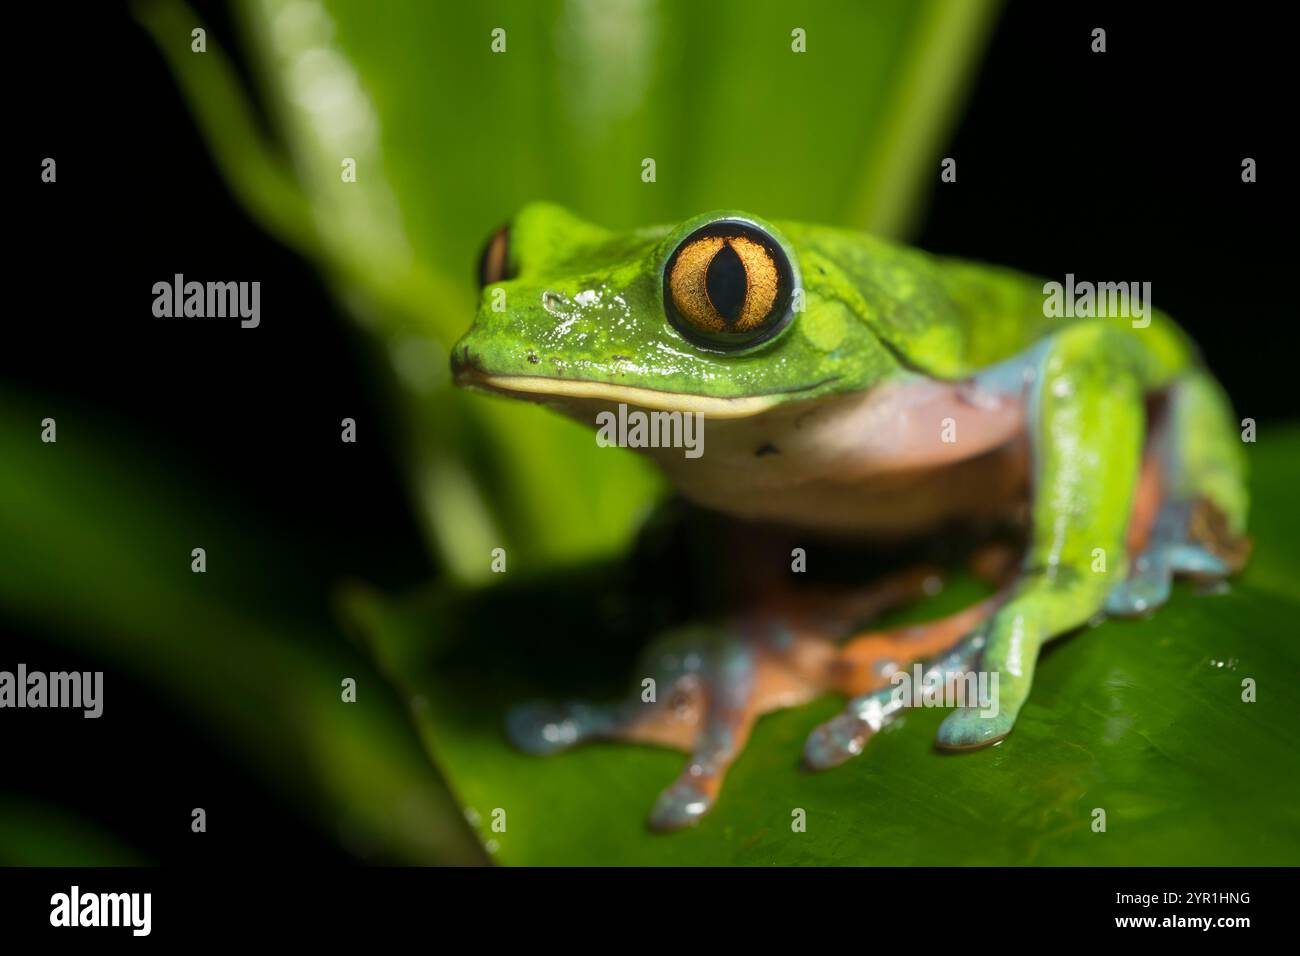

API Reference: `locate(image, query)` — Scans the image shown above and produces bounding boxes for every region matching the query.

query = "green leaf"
[348,426,1300,865]
[0,798,145,866]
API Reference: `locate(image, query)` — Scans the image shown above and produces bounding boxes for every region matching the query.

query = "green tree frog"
[452,203,1250,831]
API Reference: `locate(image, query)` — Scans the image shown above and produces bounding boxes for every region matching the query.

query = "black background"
[3,1,1289,865]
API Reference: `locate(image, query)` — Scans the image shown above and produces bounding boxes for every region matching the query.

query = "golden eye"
[663,221,795,350]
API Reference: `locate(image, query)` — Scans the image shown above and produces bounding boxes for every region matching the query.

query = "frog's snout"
[451,334,520,393]
[450,340,480,384]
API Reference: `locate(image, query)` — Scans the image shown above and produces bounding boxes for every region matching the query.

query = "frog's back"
[932,254,1199,389]
[790,220,1200,388]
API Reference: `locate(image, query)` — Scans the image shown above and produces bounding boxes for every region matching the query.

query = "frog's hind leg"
[505,625,727,757]
[506,565,973,830]
[804,597,1005,769]
[802,543,1019,768]
[507,620,838,831]
[1106,373,1251,617]
[650,581,1011,817]
[829,592,1005,698]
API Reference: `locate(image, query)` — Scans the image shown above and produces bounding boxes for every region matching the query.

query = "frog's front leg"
[935,323,1144,749]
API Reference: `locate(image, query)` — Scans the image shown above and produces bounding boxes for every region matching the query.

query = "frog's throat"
[456,369,783,419]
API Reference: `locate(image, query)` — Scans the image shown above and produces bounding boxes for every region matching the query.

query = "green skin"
[452,202,1248,829]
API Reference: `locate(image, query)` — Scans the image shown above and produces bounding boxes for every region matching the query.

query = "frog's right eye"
[477,224,514,287]
[663,220,795,351]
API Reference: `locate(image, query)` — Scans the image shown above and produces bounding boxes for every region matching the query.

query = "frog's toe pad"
[1166,544,1229,578]
[648,779,713,832]
[1104,561,1172,617]
[1105,544,1230,618]
[935,707,1013,752]
[506,701,610,755]
[803,713,873,771]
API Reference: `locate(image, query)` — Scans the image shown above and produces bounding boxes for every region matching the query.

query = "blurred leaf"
[0,391,484,865]
[137,0,1000,580]
[349,427,1300,864]
[0,798,145,866]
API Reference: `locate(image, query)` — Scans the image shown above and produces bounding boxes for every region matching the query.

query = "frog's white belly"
[645,376,1029,537]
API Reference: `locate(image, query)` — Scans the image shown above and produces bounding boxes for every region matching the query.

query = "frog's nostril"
[451,344,479,377]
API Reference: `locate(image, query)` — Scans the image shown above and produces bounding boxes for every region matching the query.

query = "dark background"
[3,1,1287,864]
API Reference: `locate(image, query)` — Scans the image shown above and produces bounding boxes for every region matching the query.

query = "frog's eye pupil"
[663,220,795,351]
[705,242,747,325]
[477,224,513,288]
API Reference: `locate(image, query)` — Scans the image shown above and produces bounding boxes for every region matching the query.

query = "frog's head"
[451,202,903,420]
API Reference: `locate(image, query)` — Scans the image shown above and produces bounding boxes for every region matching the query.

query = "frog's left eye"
[477,224,514,287]
[663,221,795,350]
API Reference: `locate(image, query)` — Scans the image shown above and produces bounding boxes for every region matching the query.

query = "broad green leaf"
[348,427,1300,865]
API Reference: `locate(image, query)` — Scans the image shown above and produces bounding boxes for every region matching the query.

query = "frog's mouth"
[453,366,783,419]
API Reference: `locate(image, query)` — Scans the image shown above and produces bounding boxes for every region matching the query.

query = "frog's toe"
[803,690,892,770]
[1166,543,1229,578]
[934,707,1014,751]
[803,712,874,770]
[505,700,624,755]
[1106,537,1232,617]
[1104,551,1173,617]
[648,778,715,832]
[807,630,987,768]
[1109,498,1238,618]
